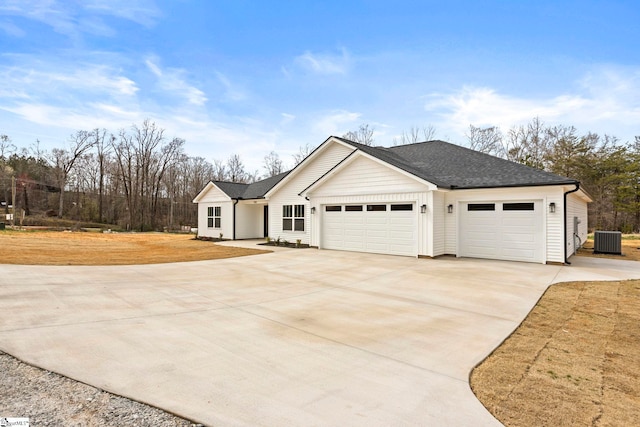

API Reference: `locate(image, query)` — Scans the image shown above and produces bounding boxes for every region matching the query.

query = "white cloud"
[145,57,207,106]
[0,62,139,100]
[214,71,246,102]
[0,0,160,39]
[280,113,295,125]
[84,0,161,28]
[0,19,25,37]
[312,110,361,135]
[294,48,351,75]
[426,66,640,143]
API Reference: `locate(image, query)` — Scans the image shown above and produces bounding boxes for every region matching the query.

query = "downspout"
[233,199,240,240]
[563,183,580,265]
[305,196,311,246]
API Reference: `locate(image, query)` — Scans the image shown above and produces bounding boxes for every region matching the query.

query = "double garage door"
[321,203,416,256]
[459,201,544,263]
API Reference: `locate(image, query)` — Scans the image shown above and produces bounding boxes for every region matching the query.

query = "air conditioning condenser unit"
[593,231,622,255]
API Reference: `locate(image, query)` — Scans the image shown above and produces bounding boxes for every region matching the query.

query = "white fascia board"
[263,136,354,199]
[300,149,438,197]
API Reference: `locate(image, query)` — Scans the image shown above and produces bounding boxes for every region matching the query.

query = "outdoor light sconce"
[310,207,316,214]
[447,204,453,214]
[420,204,427,214]
[549,202,556,213]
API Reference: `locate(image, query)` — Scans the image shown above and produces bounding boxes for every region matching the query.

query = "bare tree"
[46,130,96,217]
[246,169,260,183]
[92,129,113,223]
[111,120,185,230]
[466,125,504,157]
[189,156,215,192]
[343,123,375,146]
[227,154,246,183]
[212,159,228,181]
[0,134,16,158]
[292,143,314,166]
[263,151,284,178]
[393,125,437,145]
[504,117,550,169]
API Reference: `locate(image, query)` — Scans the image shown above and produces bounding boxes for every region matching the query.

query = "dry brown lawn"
[0,230,268,265]
[578,235,640,261]
[471,279,640,426]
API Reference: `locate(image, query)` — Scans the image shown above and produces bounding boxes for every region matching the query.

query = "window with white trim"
[283,204,304,231]
[208,206,221,228]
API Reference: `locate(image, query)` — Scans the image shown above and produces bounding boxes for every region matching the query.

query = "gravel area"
[0,351,202,426]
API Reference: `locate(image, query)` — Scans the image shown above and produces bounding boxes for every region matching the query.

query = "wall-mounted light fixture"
[549,202,556,214]
[420,204,427,214]
[447,204,453,214]
[310,206,316,214]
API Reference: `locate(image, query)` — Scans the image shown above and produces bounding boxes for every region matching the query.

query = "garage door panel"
[502,232,536,244]
[366,229,387,239]
[322,203,416,256]
[391,231,414,241]
[460,201,543,263]
[466,231,497,244]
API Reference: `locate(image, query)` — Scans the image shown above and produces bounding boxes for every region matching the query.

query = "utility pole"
[11,176,16,227]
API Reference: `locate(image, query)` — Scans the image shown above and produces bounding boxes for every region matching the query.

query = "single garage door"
[459,201,544,263]
[322,203,416,256]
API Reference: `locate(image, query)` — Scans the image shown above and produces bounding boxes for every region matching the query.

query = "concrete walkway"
[1,246,638,426]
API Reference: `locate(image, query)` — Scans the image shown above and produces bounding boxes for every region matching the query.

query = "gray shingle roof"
[335,137,577,189]
[213,171,289,199]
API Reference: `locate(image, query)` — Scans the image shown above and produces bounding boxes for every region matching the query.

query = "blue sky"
[1,0,639,171]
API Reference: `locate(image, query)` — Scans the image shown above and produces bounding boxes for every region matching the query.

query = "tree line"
[1,118,638,232]
[0,120,294,231]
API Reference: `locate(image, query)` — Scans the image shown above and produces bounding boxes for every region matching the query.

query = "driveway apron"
[1,249,638,426]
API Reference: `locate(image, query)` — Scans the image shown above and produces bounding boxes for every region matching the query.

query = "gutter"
[449,180,577,190]
[563,183,580,265]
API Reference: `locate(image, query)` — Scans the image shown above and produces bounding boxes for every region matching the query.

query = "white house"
[193,136,591,264]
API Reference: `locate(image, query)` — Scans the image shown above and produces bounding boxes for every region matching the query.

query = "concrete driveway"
[1,247,639,426]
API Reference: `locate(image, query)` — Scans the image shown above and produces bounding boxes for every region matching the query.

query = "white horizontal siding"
[567,192,589,257]
[268,141,354,244]
[311,155,428,197]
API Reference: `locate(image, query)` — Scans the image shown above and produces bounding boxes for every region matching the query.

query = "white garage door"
[459,201,544,263]
[322,203,417,256]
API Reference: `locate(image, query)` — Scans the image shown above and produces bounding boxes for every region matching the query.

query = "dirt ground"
[0,230,268,265]
[577,235,640,261]
[471,279,640,426]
